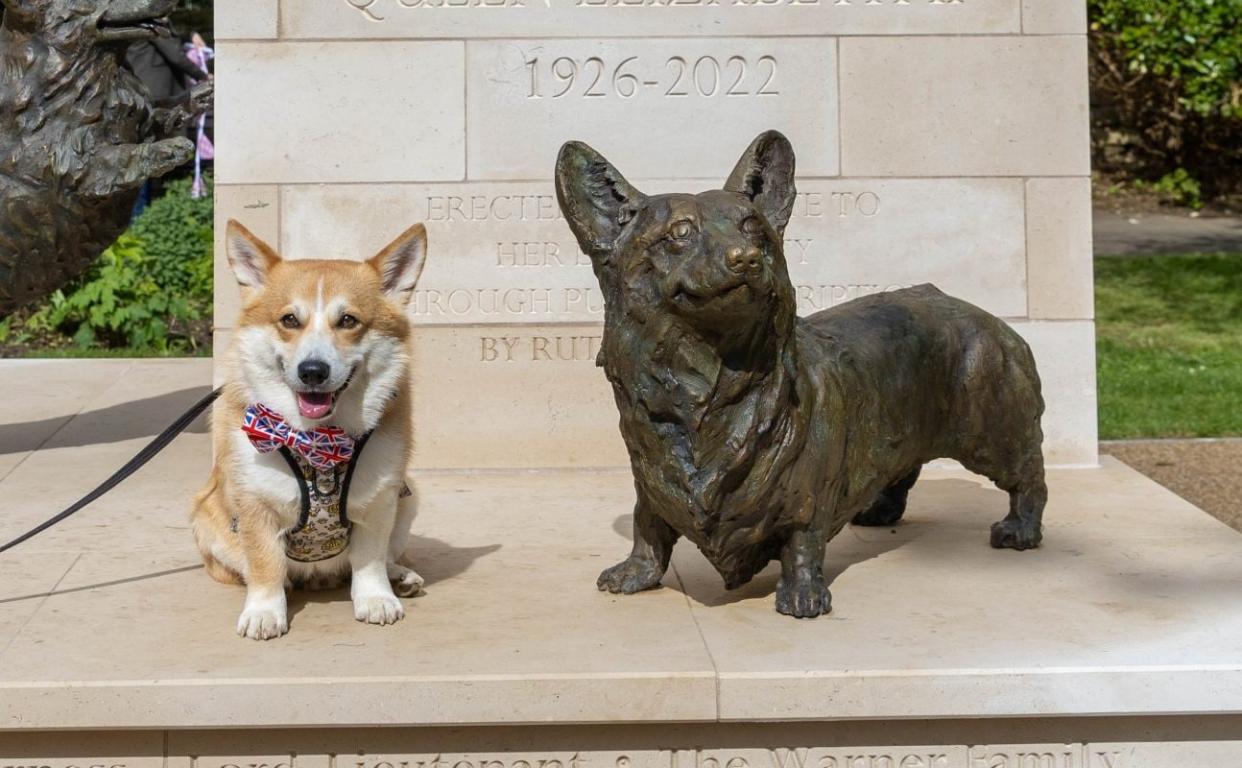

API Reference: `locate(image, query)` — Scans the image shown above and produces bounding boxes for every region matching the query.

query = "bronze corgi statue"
[0,0,213,315]
[555,131,1047,618]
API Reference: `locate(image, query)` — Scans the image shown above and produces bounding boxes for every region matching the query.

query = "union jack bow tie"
[242,404,355,471]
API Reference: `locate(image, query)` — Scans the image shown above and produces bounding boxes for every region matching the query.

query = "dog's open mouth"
[675,283,751,310]
[95,2,176,43]
[95,16,172,41]
[294,370,355,420]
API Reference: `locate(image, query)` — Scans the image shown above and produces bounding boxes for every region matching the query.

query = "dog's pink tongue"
[297,392,333,420]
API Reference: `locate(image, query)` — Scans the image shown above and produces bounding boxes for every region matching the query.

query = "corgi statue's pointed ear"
[555,141,646,265]
[723,130,797,236]
[368,223,428,305]
[225,219,281,288]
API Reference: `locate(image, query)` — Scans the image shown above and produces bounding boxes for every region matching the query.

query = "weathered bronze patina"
[0,0,212,315]
[555,131,1048,618]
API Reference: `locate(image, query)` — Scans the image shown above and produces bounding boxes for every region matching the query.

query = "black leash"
[0,386,222,555]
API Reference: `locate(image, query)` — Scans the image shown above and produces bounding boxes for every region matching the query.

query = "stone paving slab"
[1,359,1241,729]
[1105,439,1242,533]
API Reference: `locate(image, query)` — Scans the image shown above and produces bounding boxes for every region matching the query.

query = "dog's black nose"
[727,246,763,274]
[298,360,331,387]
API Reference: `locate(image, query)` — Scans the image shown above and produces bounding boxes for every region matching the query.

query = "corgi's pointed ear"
[723,130,797,236]
[555,141,646,265]
[225,219,281,288]
[367,223,428,305]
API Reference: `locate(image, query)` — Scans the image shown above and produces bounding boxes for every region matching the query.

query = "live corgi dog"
[193,220,428,640]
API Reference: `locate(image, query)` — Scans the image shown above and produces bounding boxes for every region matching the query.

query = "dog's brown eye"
[338,314,360,330]
[670,220,694,240]
[742,217,763,236]
[279,313,300,329]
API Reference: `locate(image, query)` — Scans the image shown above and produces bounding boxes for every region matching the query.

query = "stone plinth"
[211,0,1097,470]
[2,361,1242,767]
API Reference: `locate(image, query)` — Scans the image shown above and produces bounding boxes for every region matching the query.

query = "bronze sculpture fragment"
[555,131,1047,618]
[0,0,212,315]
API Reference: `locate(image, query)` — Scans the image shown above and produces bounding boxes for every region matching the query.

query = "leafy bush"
[1090,0,1242,198]
[4,177,214,355]
[25,236,201,351]
[1145,168,1205,209]
[128,175,215,297]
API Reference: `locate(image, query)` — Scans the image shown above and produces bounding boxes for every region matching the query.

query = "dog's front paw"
[237,606,289,640]
[597,556,665,594]
[353,592,405,625]
[387,563,425,598]
[775,575,832,619]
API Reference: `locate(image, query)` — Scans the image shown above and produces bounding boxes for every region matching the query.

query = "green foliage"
[1141,168,1205,209]
[1096,252,1242,438]
[128,175,215,297]
[7,178,214,356]
[26,236,200,352]
[1091,0,1242,119]
[1089,0,1242,197]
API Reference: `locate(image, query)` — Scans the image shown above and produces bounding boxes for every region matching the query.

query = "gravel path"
[1094,211,1242,256]
[1104,439,1242,530]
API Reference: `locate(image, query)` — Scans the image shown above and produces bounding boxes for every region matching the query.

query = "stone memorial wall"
[214,0,1096,470]
[9,721,1242,768]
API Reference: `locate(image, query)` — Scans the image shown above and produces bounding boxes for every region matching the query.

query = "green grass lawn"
[12,347,212,359]
[1096,252,1242,439]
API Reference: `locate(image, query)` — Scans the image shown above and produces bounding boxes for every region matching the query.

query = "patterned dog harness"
[274,433,371,563]
[241,404,413,562]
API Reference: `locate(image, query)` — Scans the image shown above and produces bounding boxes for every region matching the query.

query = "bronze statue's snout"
[726,245,763,275]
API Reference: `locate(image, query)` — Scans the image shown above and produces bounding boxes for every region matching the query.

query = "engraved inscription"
[524,55,778,99]
[831,191,880,217]
[426,194,562,222]
[283,178,1025,324]
[345,0,527,18]
[1089,753,1122,768]
[423,192,830,223]
[497,241,592,267]
[667,749,957,768]
[412,287,606,318]
[967,746,1086,768]
[0,764,129,768]
[354,757,589,768]
[421,282,900,320]
[343,0,966,16]
[468,39,839,179]
[481,334,603,362]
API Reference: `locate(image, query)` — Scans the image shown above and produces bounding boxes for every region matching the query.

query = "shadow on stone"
[607,475,1040,608]
[0,386,212,454]
[612,512,915,608]
[0,564,204,604]
[285,534,502,621]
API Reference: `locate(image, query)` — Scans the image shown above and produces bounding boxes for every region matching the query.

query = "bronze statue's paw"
[148,137,195,175]
[188,80,215,114]
[990,519,1042,550]
[160,137,195,162]
[775,577,832,619]
[597,557,664,594]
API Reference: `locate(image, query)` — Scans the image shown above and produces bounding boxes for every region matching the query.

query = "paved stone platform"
[1,359,1241,737]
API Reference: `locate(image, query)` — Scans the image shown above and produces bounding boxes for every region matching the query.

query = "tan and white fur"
[193,220,428,640]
